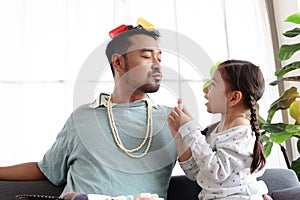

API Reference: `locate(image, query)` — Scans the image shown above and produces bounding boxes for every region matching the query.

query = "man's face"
[121,34,162,93]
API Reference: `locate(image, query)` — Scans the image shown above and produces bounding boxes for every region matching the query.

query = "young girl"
[168,60,272,199]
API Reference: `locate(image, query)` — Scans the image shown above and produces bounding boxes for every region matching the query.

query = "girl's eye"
[208,82,215,89]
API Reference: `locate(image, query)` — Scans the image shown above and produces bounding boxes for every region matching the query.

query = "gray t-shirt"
[38,93,177,198]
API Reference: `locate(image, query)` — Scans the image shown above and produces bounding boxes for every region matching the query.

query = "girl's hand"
[64,193,88,200]
[262,194,273,200]
[168,103,193,161]
[168,106,193,137]
[63,192,79,200]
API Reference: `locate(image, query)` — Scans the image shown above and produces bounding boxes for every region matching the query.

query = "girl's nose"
[203,85,209,94]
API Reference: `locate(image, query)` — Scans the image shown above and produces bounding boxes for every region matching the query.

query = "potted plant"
[259,12,300,180]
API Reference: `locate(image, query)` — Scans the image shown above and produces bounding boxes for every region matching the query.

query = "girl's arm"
[173,133,192,162]
[169,106,255,182]
[168,106,200,180]
[168,106,193,162]
[179,120,254,181]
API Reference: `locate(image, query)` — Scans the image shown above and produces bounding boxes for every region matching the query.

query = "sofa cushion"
[271,186,300,200]
[257,168,300,195]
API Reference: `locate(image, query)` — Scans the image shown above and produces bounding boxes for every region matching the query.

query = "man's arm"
[0,162,47,180]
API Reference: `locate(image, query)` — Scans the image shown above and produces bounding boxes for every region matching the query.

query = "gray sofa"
[0,168,299,200]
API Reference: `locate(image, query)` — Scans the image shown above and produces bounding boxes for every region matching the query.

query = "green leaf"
[262,123,286,133]
[260,134,270,142]
[269,132,293,144]
[267,87,299,122]
[261,134,270,143]
[258,114,266,129]
[263,142,273,158]
[270,76,300,85]
[286,124,300,135]
[261,123,294,144]
[283,28,300,37]
[275,61,300,77]
[291,157,300,181]
[285,12,300,24]
[277,43,300,61]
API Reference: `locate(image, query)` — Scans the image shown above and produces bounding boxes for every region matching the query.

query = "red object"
[109,24,133,39]
[177,98,182,104]
[178,98,183,109]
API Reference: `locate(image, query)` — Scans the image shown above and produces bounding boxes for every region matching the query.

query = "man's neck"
[110,90,147,104]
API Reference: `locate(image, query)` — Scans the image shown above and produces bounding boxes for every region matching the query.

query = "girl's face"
[204,69,230,113]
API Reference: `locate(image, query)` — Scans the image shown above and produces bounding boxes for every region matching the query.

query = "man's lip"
[152,73,162,78]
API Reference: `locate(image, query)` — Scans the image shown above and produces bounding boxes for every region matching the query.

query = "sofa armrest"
[0,180,64,200]
[257,168,300,196]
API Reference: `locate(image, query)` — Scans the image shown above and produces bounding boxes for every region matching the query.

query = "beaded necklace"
[107,95,153,158]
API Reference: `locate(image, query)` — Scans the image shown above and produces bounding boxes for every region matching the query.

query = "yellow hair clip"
[137,18,154,31]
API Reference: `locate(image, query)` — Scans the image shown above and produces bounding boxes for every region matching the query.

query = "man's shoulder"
[71,102,105,116]
[73,104,93,112]
[155,104,173,112]
[72,93,110,113]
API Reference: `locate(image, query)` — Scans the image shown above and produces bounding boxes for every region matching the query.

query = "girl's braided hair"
[218,59,266,173]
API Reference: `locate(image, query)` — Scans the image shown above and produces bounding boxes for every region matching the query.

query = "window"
[0,1,297,172]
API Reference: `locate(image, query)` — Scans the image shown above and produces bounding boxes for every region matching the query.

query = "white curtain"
[0,0,295,173]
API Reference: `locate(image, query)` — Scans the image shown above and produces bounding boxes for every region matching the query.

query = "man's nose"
[152,57,161,69]
[153,55,160,64]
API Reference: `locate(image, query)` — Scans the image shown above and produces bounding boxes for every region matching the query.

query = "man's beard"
[137,83,160,93]
[123,55,161,93]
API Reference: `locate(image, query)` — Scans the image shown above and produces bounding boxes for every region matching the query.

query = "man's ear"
[111,54,124,73]
[229,91,243,107]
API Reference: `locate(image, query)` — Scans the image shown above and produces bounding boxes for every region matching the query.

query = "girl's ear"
[111,54,124,73]
[229,91,243,107]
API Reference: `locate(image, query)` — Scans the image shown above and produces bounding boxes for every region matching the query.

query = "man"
[0,21,177,198]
